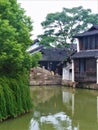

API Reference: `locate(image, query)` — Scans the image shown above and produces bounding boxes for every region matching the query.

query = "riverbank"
[30,67,98,90]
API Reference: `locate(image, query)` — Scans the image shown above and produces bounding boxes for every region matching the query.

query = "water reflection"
[30,111,78,130]
[62,92,74,115]
[97,96,98,121]
[1,86,98,130]
[30,87,98,130]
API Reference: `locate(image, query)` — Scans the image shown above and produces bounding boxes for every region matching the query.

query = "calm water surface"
[0,86,98,130]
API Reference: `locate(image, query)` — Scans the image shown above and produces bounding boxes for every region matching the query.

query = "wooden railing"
[75,71,96,82]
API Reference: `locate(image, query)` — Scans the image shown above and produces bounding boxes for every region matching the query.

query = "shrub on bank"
[0,74,32,121]
[0,0,35,121]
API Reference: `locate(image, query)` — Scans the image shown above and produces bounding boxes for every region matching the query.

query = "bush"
[0,74,33,121]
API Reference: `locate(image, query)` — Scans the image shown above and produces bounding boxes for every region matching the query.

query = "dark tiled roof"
[74,25,98,38]
[29,45,43,54]
[94,25,98,29]
[72,50,98,59]
[40,48,74,61]
[74,30,98,37]
[88,25,98,30]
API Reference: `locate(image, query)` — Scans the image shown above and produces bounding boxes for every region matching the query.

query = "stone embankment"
[30,67,62,86]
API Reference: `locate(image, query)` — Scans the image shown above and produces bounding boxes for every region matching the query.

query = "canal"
[0,86,98,130]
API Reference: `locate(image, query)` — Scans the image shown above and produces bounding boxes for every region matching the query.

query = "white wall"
[96,59,98,84]
[62,66,72,81]
[62,67,69,80]
[77,42,80,52]
[72,60,74,82]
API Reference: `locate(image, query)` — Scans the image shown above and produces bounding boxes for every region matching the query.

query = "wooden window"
[74,59,79,72]
[79,59,86,73]
[83,37,86,49]
[86,58,96,72]
[79,35,98,50]
[82,37,89,50]
[91,36,95,49]
[95,35,98,49]
[85,37,88,50]
[88,37,91,49]
[79,38,83,50]
[88,36,96,49]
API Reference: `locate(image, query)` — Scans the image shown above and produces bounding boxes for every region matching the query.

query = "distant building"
[62,49,76,82]
[39,48,74,75]
[27,39,76,76]
[27,39,43,54]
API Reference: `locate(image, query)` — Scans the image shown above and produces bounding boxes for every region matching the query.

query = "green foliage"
[39,35,56,48]
[0,0,33,75]
[0,0,34,121]
[0,77,16,121]
[31,52,42,67]
[0,75,33,121]
[0,85,7,120]
[38,6,98,48]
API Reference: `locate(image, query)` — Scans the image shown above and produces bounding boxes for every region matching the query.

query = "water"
[0,86,98,130]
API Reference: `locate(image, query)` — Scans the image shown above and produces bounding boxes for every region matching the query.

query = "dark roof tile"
[89,25,98,30]
[74,30,98,37]
[72,50,98,59]
[74,25,98,38]
[40,48,74,61]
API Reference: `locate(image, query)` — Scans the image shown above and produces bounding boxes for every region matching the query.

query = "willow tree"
[38,6,98,48]
[0,0,34,120]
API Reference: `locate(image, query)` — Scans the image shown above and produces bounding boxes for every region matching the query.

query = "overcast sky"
[17,0,98,39]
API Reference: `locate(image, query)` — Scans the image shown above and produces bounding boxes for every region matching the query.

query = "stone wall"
[62,79,77,88]
[76,82,98,89]
[30,67,62,86]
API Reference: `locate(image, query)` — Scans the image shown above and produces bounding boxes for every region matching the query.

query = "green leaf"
[39,6,98,48]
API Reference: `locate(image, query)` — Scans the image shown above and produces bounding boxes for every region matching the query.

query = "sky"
[17,0,98,39]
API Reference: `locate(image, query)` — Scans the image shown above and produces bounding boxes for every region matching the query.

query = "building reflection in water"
[62,89,98,130]
[62,91,75,115]
[97,96,98,122]
[62,91,79,130]
[30,87,98,130]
